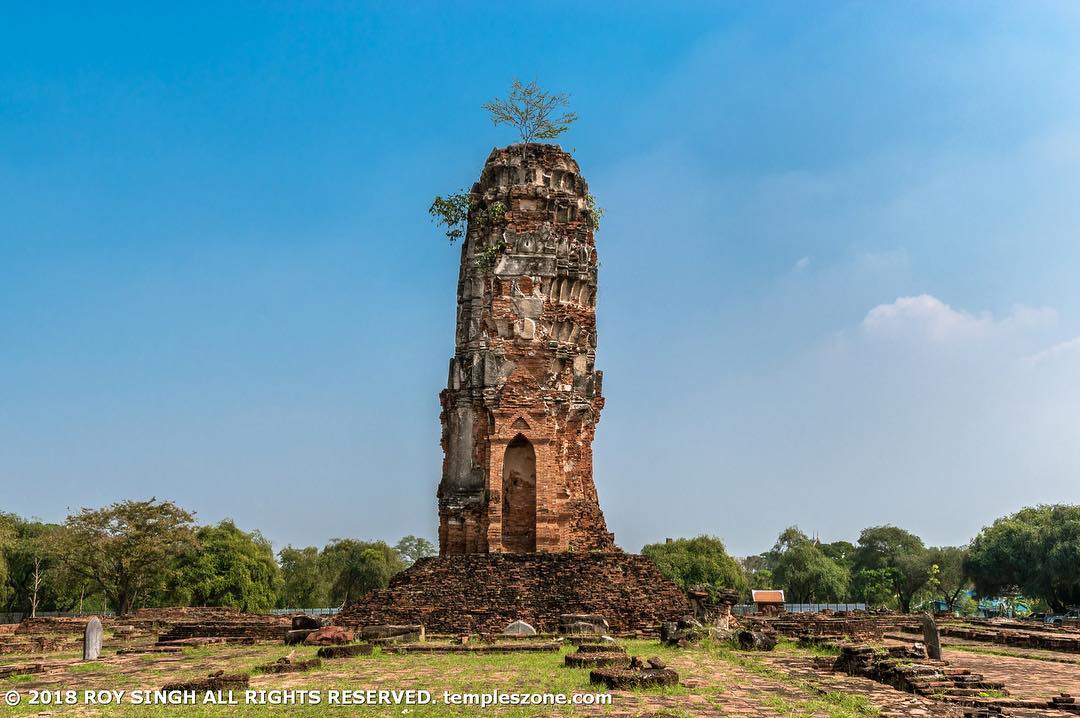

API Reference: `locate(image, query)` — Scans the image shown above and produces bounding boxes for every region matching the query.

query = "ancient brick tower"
[437,144,616,555]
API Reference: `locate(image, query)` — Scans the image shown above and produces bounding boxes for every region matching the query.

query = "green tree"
[394,536,436,567]
[320,539,405,607]
[852,525,932,613]
[3,519,64,616]
[851,568,898,609]
[482,79,578,159]
[926,546,971,612]
[0,513,19,609]
[167,520,281,612]
[740,554,774,591]
[53,499,197,615]
[768,527,849,603]
[820,540,857,571]
[966,505,1080,611]
[428,192,471,244]
[277,546,327,608]
[641,536,747,597]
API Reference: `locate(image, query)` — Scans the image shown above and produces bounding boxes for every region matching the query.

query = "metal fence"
[0,610,116,624]
[733,602,866,615]
[270,608,340,616]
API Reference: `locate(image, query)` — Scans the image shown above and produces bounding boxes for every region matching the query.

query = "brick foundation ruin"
[438,144,614,555]
[334,553,691,636]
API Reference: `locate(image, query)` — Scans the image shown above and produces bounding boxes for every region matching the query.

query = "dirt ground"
[1,637,1078,717]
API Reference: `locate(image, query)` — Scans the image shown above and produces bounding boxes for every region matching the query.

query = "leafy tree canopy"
[926,546,971,612]
[767,527,849,603]
[966,504,1080,611]
[482,79,577,157]
[853,525,932,613]
[641,535,747,598]
[167,519,281,612]
[394,536,436,566]
[320,539,405,607]
[53,499,197,616]
[277,545,326,609]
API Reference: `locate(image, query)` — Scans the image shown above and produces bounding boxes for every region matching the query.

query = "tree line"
[3,500,1077,617]
[643,504,1080,614]
[0,499,435,617]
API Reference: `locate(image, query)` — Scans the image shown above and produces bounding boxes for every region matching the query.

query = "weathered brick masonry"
[438,144,614,555]
[334,553,691,635]
[337,145,690,633]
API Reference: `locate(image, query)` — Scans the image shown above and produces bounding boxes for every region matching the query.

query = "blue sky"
[3,2,1080,557]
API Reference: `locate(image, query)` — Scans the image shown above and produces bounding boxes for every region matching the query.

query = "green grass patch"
[764,691,880,718]
[68,661,105,673]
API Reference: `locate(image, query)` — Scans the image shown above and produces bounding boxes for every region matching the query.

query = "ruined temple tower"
[333,144,692,633]
[437,144,616,555]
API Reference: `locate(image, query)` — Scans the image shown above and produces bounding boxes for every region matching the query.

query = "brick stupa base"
[333,553,691,636]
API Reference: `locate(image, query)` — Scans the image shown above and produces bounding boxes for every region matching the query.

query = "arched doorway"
[501,434,536,552]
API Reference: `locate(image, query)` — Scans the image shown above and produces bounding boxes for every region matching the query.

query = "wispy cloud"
[862,294,1056,343]
[1026,335,1080,366]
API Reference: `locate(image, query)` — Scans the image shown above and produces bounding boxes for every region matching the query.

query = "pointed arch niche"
[501,433,537,552]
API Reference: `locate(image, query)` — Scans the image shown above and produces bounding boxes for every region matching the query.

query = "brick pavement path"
[943,648,1080,702]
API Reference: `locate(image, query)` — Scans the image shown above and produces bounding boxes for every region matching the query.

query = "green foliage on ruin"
[429,192,471,244]
[586,192,604,232]
[482,79,578,154]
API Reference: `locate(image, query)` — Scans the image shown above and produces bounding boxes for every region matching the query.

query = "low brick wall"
[157,616,290,643]
[334,553,691,636]
[901,621,1080,654]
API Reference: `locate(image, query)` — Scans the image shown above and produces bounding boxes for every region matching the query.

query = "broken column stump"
[82,617,102,661]
[920,612,943,660]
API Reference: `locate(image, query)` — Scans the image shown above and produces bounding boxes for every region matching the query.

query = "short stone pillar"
[920,612,942,660]
[83,616,103,661]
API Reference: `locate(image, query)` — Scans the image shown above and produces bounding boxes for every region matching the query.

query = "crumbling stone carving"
[438,144,614,555]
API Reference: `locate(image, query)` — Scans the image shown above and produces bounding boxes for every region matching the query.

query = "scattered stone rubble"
[589,654,679,690]
[0,662,46,679]
[767,612,905,643]
[565,642,627,667]
[162,670,250,692]
[316,643,374,659]
[303,626,354,646]
[833,644,1008,702]
[257,656,322,674]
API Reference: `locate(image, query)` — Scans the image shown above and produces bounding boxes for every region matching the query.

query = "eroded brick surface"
[334,553,692,635]
[438,144,614,555]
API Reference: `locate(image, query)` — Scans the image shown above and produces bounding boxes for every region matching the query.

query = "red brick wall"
[437,145,614,555]
[335,554,692,635]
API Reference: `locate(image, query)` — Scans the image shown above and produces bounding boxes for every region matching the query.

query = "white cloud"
[794,256,810,272]
[1026,335,1080,366]
[861,294,1056,343]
